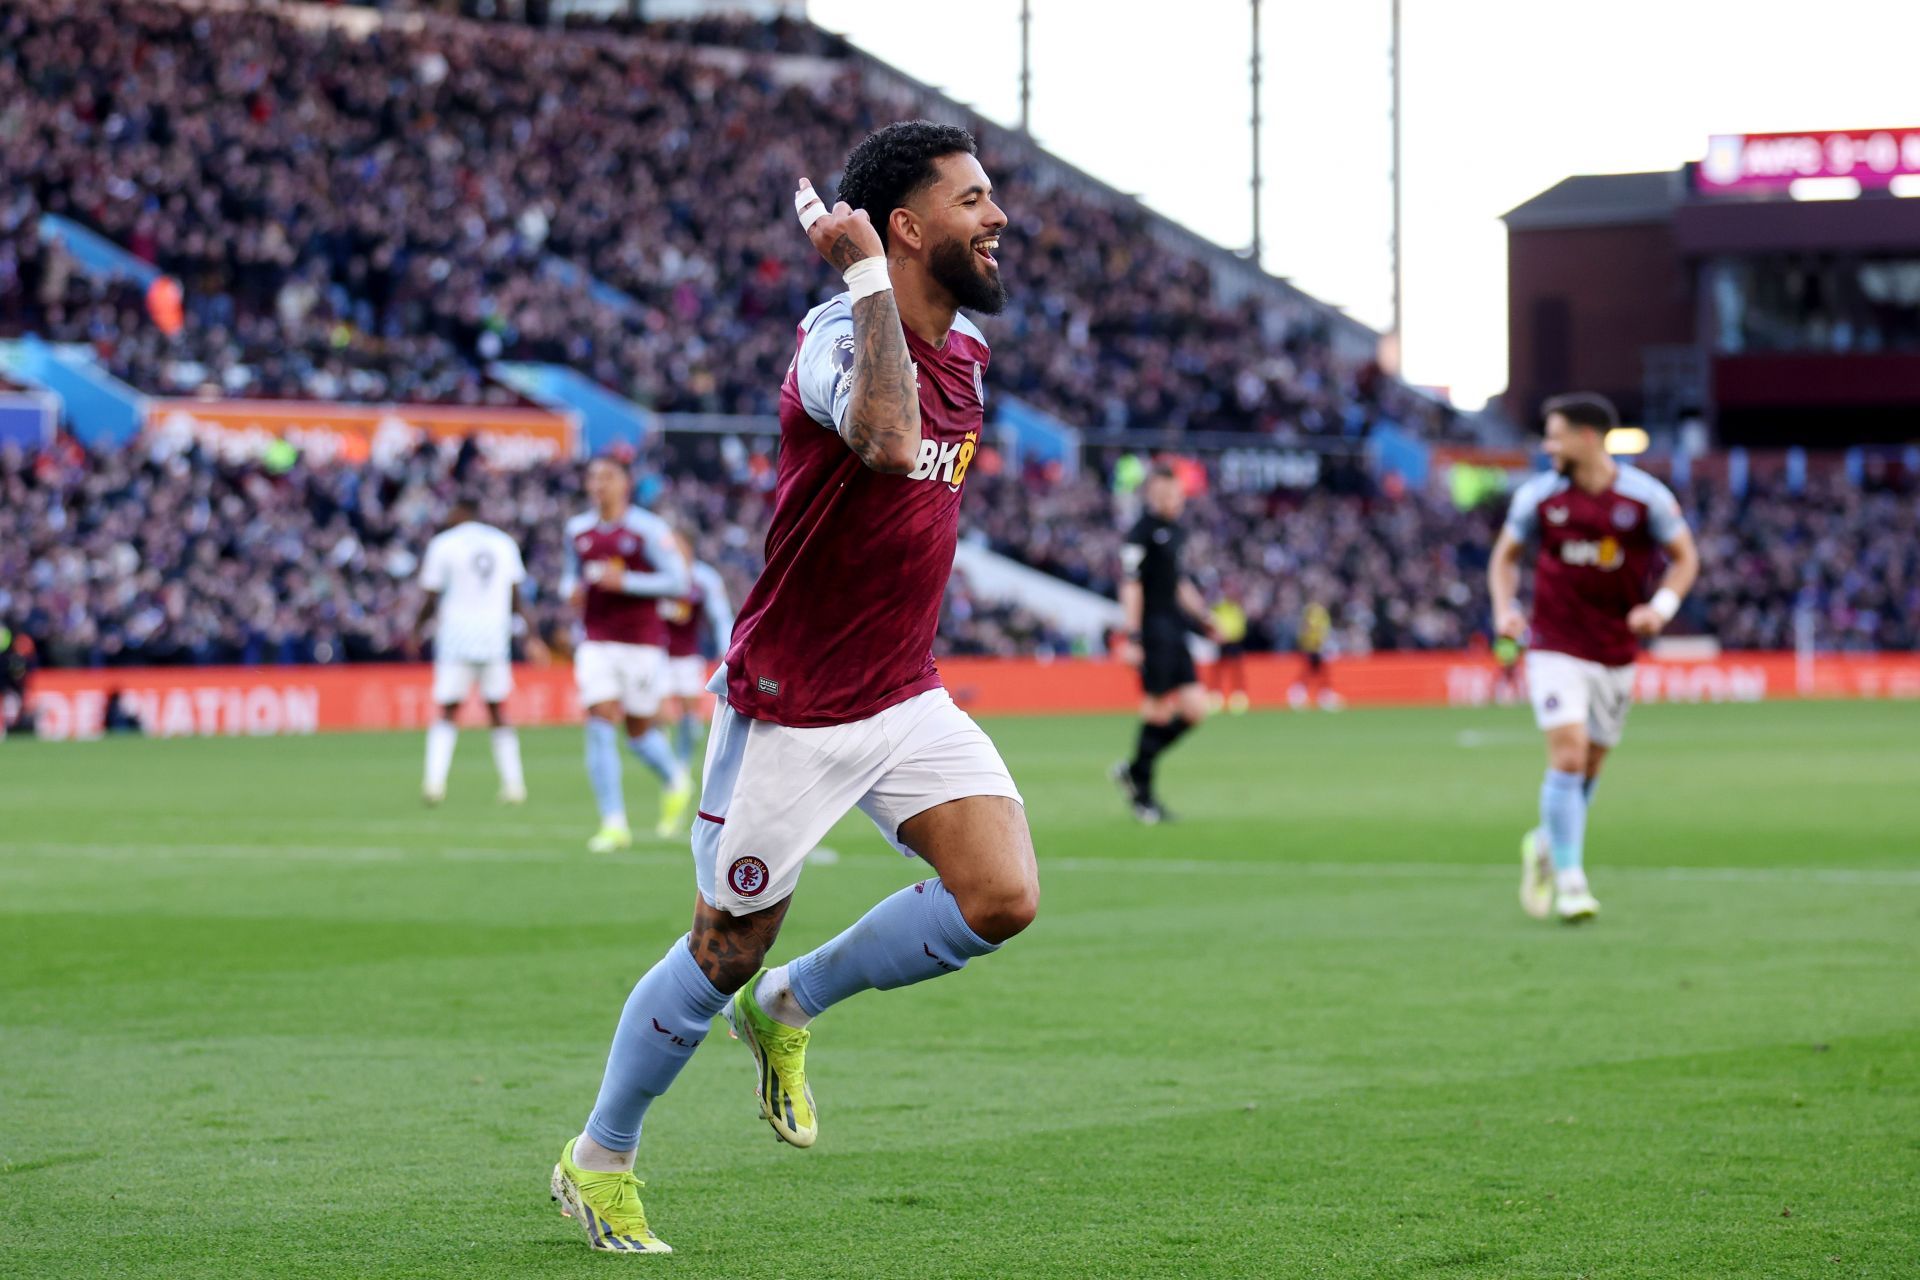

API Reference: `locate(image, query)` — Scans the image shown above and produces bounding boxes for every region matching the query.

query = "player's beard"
[929,235,1008,315]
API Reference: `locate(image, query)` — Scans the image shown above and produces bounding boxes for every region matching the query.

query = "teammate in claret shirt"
[549,121,1037,1256]
[1488,393,1700,924]
[658,529,735,778]
[564,458,694,850]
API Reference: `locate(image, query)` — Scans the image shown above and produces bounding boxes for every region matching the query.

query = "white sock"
[755,964,813,1029]
[490,726,525,796]
[424,721,457,795]
[571,1132,636,1174]
[1555,868,1590,895]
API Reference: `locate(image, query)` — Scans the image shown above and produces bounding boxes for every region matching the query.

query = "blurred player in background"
[0,625,36,738]
[564,459,693,850]
[1489,393,1699,923]
[1207,589,1250,713]
[1111,461,1218,824]
[414,497,546,805]
[549,122,1036,1256]
[1288,601,1338,710]
[660,529,735,773]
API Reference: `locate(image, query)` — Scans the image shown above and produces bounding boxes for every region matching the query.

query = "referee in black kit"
[1112,462,1219,823]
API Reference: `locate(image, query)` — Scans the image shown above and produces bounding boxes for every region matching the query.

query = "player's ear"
[889,205,922,254]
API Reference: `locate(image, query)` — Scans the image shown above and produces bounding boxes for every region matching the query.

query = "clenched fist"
[795,177,884,272]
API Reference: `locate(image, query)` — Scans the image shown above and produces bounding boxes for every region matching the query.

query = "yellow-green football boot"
[726,970,817,1147]
[549,1138,672,1254]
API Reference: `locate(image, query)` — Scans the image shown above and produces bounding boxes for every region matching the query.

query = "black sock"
[1129,717,1193,797]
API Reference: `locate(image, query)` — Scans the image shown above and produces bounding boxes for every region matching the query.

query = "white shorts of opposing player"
[666,655,711,701]
[693,667,1022,916]
[423,655,525,805]
[433,656,514,706]
[575,641,668,717]
[1525,649,1636,747]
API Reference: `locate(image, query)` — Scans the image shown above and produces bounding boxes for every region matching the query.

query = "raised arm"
[794,177,922,473]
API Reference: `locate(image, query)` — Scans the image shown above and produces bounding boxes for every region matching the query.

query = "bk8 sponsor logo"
[906,430,978,490]
[1560,537,1624,570]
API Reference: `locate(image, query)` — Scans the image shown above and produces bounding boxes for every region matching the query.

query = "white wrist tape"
[795,182,827,232]
[842,256,891,303]
[1649,587,1681,622]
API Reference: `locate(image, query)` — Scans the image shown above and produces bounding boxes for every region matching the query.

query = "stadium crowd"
[1,0,1450,440]
[3,438,1911,674]
[0,438,1078,670]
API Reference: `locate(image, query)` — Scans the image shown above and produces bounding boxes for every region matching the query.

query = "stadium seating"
[0,0,1450,439]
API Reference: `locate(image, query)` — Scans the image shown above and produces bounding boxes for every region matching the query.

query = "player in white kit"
[415,498,548,804]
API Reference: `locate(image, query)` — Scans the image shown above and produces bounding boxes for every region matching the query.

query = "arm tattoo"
[689,894,791,993]
[843,291,922,473]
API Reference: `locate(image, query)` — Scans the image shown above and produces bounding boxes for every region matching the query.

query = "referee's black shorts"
[1139,620,1197,696]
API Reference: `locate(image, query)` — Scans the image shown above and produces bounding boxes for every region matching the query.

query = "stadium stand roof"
[1502,171,1681,231]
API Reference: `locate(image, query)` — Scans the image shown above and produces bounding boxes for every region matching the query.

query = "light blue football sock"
[584,936,727,1152]
[1540,768,1588,874]
[786,879,1000,1019]
[626,727,687,787]
[584,717,625,822]
[673,713,698,769]
[1583,774,1600,805]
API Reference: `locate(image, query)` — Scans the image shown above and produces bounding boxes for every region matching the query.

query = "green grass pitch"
[3,700,1917,1278]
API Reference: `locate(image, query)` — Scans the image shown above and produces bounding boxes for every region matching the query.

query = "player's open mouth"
[973,236,999,266]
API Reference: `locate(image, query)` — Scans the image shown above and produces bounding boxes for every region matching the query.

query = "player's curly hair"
[836,120,977,250]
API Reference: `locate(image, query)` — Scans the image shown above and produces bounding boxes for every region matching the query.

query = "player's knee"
[959,876,1039,945]
[689,929,767,995]
[1547,741,1587,773]
[688,909,780,993]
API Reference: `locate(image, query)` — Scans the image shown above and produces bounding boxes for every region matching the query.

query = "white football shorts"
[431,656,513,706]
[1525,649,1636,748]
[667,654,710,700]
[693,670,1023,916]
[574,640,668,717]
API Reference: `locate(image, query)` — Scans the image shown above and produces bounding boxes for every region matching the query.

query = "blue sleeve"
[796,302,856,433]
[1646,480,1687,544]
[1502,477,1547,544]
[697,564,735,645]
[560,527,581,596]
[614,511,692,599]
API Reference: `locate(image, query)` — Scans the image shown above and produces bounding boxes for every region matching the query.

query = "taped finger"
[794,182,827,232]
